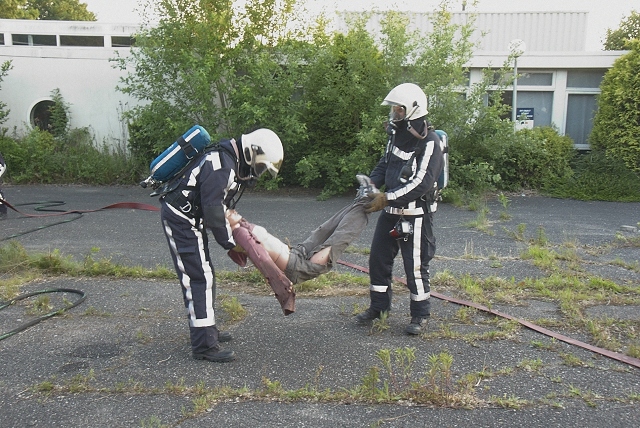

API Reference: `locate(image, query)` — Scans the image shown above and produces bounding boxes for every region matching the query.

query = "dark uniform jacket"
[370,117,444,212]
[161,139,241,250]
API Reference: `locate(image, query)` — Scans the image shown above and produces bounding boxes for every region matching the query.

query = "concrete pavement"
[1,185,639,427]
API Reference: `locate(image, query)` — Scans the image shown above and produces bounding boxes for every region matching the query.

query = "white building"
[0,19,139,148]
[0,12,629,149]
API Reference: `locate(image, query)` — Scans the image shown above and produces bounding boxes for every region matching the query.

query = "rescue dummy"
[226,175,378,303]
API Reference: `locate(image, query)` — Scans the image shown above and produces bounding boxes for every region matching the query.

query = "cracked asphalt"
[1,185,639,427]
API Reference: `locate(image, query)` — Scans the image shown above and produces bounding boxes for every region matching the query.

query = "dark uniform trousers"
[368,209,436,318]
[161,203,221,354]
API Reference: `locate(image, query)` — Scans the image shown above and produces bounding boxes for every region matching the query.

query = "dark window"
[31,100,56,131]
[60,35,104,47]
[566,94,597,147]
[12,34,56,46]
[111,36,135,47]
[12,34,29,45]
[517,72,553,86]
[0,34,4,45]
[567,70,605,88]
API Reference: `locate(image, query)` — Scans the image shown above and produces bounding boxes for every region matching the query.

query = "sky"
[82,0,637,51]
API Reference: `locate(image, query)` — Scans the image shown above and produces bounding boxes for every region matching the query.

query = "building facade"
[334,10,627,150]
[0,19,138,148]
[0,12,629,149]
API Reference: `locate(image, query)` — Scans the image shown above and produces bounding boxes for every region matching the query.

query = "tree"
[0,0,96,21]
[116,0,310,179]
[0,61,13,129]
[604,10,640,50]
[296,16,389,197]
[590,40,640,174]
[0,0,38,19]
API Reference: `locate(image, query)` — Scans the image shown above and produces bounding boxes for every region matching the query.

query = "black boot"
[355,307,381,323]
[192,348,235,362]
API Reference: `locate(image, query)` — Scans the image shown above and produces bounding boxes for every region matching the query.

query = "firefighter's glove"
[364,192,388,213]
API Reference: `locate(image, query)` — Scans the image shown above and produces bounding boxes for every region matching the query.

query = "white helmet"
[240,128,284,179]
[381,83,428,121]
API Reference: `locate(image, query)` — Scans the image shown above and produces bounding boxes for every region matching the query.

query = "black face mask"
[237,160,257,187]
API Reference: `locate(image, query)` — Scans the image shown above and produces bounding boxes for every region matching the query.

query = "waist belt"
[385,206,424,216]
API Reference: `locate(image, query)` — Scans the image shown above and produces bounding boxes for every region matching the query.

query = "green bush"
[297,23,388,198]
[0,127,139,185]
[590,40,640,174]
[491,127,575,190]
[0,61,11,130]
[545,150,640,201]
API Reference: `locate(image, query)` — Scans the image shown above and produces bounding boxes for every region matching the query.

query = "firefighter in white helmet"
[356,83,445,335]
[160,128,283,362]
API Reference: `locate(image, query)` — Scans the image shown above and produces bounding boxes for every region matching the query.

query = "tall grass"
[0,127,143,185]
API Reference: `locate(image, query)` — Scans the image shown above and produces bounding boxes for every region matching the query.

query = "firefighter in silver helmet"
[160,128,283,362]
[356,83,445,335]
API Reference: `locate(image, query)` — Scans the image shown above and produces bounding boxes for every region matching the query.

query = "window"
[0,34,4,45]
[31,100,56,131]
[111,36,135,47]
[567,70,605,88]
[566,94,597,148]
[518,72,553,86]
[60,35,104,47]
[501,91,554,126]
[11,34,56,46]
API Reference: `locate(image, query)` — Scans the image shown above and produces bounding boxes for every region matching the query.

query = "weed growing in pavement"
[628,344,640,359]
[490,394,529,409]
[503,223,527,241]
[351,301,367,316]
[296,271,369,294]
[517,358,544,372]
[462,239,480,259]
[559,352,588,367]
[139,415,167,428]
[424,315,519,344]
[497,192,512,220]
[567,385,600,407]
[586,318,623,351]
[219,295,247,322]
[533,225,549,246]
[530,338,560,351]
[610,258,640,272]
[377,347,417,394]
[457,274,489,305]
[465,205,493,235]
[371,310,390,333]
[26,295,52,315]
[0,242,174,289]
[614,232,640,247]
[82,306,112,317]
[520,245,558,270]
[343,245,370,255]
[454,306,477,324]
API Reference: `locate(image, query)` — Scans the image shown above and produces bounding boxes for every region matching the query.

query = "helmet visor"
[253,162,268,178]
[389,105,406,122]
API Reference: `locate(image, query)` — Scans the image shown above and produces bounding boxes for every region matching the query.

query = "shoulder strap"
[407,119,428,140]
[151,144,222,197]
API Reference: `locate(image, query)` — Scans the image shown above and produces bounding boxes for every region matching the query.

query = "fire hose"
[0,198,159,340]
[337,259,640,370]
